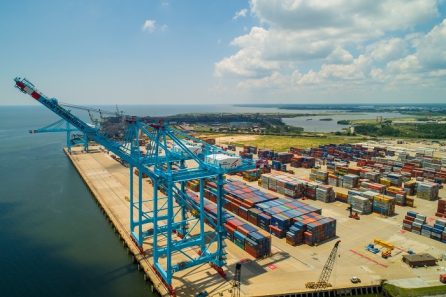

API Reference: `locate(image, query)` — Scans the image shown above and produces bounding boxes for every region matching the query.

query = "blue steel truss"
[29,118,88,152]
[14,77,255,292]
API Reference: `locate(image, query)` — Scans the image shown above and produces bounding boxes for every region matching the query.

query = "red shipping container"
[237,225,250,236]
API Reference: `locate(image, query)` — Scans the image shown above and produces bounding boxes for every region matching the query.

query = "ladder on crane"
[305,240,341,291]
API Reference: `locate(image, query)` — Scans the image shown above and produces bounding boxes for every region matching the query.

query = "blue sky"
[1,0,445,105]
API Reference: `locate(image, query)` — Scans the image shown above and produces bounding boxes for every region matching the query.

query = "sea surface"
[0,106,154,297]
[0,104,407,296]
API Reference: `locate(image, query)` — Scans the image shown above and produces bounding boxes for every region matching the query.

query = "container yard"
[13,78,446,297]
[63,139,446,297]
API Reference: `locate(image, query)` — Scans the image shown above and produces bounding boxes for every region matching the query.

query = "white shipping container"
[172,142,202,156]
[205,154,241,169]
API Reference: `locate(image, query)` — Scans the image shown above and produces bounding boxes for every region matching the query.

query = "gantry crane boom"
[28,118,87,152]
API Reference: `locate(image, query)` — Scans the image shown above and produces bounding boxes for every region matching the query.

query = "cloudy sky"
[1,0,445,105]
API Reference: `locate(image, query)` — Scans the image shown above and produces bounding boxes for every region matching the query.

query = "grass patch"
[220,135,359,151]
[383,283,446,297]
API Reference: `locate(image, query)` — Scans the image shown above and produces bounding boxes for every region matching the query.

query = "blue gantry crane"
[14,77,255,294]
[29,118,88,152]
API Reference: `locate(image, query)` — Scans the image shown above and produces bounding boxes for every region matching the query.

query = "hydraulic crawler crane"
[305,240,341,290]
[14,77,255,294]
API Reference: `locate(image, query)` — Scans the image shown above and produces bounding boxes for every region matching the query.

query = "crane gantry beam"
[29,118,88,152]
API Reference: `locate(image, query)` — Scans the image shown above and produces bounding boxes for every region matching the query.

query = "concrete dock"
[65,146,446,296]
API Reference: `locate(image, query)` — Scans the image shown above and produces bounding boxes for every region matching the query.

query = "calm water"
[0,105,405,297]
[0,106,153,297]
[282,111,408,132]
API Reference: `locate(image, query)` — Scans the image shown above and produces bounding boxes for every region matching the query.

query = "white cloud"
[366,38,409,62]
[142,19,168,33]
[416,19,446,70]
[215,0,446,98]
[142,20,157,33]
[233,8,248,20]
[250,0,438,35]
[327,47,354,64]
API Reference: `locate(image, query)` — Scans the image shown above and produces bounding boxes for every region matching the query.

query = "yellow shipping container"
[374,194,393,203]
[387,186,402,192]
[380,178,391,186]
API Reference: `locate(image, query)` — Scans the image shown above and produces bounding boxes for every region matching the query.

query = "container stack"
[243,145,258,154]
[430,219,446,242]
[186,180,200,192]
[286,224,304,246]
[305,182,318,199]
[349,195,372,214]
[290,156,303,168]
[403,180,417,196]
[379,177,391,187]
[187,191,271,258]
[224,179,277,206]
[256,159,271,174]
[402,211,416,231]
[347,189,362,201]
[386,173,403,186]
[421,223,433,238]
[271,160,283,171]
[258,149,274,160]
[302,156,316,168]
[416,182,440,201]
[194,177,338,248]
[244,231,271,258]
[412,213,426,235]
[242,169,261,182]
[361,191,377,201]
[310,169,328,184]
[293,214,337,246]
[342,174,359,189]
[261,173,306,199]
[402,211,446,243]
[335,191,348,203]
[360,181,386,194]
[364,171,381,182]
[225,219,272,258]
[437,199,446,218]
[275,152,294,163]
[328,173,338,186]
[386,186,407,206]
[290,156,315,168]
[316,185,335,203]
[372,195,395,216]
[270,213,291,238]
[257,212,271,231]
[254,198,330,243]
